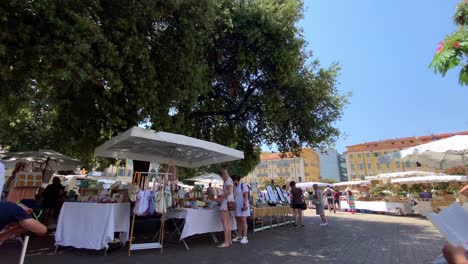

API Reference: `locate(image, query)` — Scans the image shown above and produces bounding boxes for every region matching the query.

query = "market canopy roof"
[296,182,330,188]
[367,171,444,180]
[333,180,371,187]
[391,175,468,184]
[95,126,244,168]
[2,149,81,171]
[379,135,468,170]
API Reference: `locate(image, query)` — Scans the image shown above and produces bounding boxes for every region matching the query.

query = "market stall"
[93,126,244,255]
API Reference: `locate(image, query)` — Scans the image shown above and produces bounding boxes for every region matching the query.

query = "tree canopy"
[0,0,346,176]
[430,0,468,85]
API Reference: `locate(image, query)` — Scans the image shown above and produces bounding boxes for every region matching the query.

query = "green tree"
[0,0,346,177]
[430,0,468,85]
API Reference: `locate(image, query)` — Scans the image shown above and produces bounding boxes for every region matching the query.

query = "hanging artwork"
[14,172,42,188]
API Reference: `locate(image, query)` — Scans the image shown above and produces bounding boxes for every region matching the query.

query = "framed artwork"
[266,185,277,203]
[275,186,287,203]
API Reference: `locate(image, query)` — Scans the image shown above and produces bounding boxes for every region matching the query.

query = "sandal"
[217,243,230,248]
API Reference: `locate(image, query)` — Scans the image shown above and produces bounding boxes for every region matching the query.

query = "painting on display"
[266,185,277,203]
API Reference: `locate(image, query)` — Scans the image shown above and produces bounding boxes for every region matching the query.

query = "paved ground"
[0,210,445,264]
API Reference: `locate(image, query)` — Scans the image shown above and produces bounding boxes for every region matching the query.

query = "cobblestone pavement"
[0,210,445,264]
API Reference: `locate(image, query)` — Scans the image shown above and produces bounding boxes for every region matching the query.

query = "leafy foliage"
[0,0,346,177]
[430,0,468,85]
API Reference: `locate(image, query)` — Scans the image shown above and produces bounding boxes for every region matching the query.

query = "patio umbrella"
[2,149,81,171]
[379,135,468,174]
[95,126,244,168]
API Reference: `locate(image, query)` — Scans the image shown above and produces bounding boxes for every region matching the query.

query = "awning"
[391,175,468,184]
[95,126,244,168]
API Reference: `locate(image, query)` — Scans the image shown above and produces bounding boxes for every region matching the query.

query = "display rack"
[128,162,175,256]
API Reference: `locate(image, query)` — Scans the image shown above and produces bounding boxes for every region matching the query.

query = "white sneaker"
[240,237,248,244]
[232,236,241,242]
[320,222,328,227]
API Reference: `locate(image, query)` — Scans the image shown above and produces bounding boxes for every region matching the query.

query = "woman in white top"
[231,175,250,244]
[217,169,234,248]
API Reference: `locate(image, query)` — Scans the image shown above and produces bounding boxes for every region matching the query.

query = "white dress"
[234,182,250,217]
[220,177,234,211]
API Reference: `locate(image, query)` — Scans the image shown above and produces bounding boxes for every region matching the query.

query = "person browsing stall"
[217,169,234,248]
[231,175,250,244]
[289,181,305,228]
[313,184,328,227]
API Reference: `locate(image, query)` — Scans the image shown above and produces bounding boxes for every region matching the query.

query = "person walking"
[313,184,328,227]
[324,186,335,213]
[333,188,341,211]
[231,175,250,244]
[289,181,305,228]
[217,169,234,248]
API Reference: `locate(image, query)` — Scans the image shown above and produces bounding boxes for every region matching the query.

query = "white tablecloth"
[55,202,130,250]
[166,208,236,240]
[340,200,413,215]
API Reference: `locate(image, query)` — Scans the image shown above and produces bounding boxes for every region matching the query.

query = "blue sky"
[296,0,468,153]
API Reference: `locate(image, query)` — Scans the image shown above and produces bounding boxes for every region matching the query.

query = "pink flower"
[436,42,444,54]
[454,42,460,48]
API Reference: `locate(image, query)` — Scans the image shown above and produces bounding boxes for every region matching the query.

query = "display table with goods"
[340,199,413,215]
[165,207,237,250]
[55,202,131,254]
[250,185,294,233]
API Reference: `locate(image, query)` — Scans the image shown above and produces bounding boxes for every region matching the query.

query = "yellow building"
[345,131,468,179]
[246,148,320,184]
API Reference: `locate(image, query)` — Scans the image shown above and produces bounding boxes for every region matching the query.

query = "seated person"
[0,201,47,242]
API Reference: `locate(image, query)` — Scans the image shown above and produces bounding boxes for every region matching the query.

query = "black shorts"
[291,203,305,209]
[334,199,340,205]
[327,198,334,204]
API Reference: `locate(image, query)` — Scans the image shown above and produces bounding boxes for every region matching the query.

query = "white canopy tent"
[379,135,468,173]
[95,126,244,168]
[333,180,371,187]
[296,181,330,189]
[94,126,244,255]
[391,175,468,185]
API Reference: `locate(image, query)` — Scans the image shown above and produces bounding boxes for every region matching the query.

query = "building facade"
[345,131,468,179]
[246,148,320,184]
[317,149,341,182]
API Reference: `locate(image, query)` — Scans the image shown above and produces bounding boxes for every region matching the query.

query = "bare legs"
[320,214,327,224]
[221,211,231,246]
[235,216,248,238]
[293,209,303,226]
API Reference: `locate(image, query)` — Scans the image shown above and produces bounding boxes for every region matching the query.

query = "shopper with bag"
[217,169,234,248]
[289,181,306,228]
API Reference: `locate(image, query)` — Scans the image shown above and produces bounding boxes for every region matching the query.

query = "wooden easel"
[127,162,176,256]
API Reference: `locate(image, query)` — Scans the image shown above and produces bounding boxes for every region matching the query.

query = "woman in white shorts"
[217,169,234,248]
[231,175,250,244]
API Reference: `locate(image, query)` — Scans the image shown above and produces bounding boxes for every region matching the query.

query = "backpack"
[326,188,333,197]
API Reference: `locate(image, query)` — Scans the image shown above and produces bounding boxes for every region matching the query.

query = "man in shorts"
[324,186,335,213]
[0,201,47,242]
[333,189,341,211]
[313,184,328,227]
